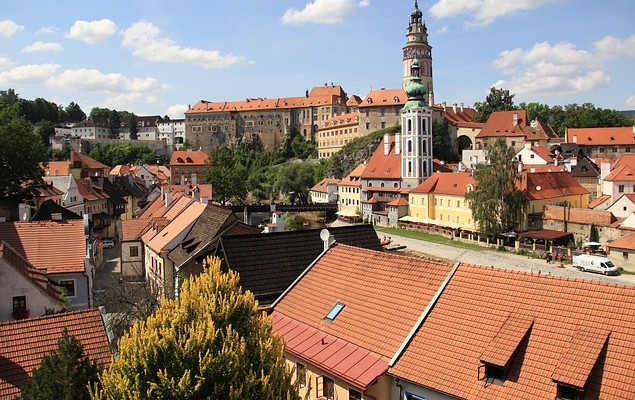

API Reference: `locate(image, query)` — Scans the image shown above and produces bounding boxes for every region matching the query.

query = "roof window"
[324,302,345,322]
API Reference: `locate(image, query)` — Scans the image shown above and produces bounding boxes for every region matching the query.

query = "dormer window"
[177,157,184,163]
[557,384,583,400]
[186,157,193,163]
[367,98,373,104]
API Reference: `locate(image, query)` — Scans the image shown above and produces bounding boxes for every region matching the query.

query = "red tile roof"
[273,244,455,358]
[387,197,409,206]
[588,195,611,209]
[0,308,112,398]
[530,146,554,162]
[272,311,390,391]
[607,231,635,251]
[75,178,109,201]
[521,171,588,200]
[567,126,635,145]
[411,172,476,196]
[70,149,110,171]
[361,137,402,180]
[521,164,565,173]
[146,202,207,253]
[310,178,341,193]
[0,220,86,274]
[604,164,635,182]
[543,205,616,226]
[358,88,406,108]
[443,105,479,128]
[346,95,362,107]
[169,184,213,200]
[319,112,359,130]
[169,150,208,166]
[389,264,635,399]
[338,164,367,187]
[44,161,70,177]
[476,110,557,142]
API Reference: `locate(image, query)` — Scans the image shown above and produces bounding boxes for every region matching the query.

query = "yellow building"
[337,164,366,220]
[317,112,360,159]
[406,172,477,233]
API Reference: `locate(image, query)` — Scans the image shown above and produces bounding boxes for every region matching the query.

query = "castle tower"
[403,0,433,105]
[400,59,433,189]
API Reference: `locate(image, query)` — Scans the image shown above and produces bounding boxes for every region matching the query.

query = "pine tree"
[91,257,298,400]
[19,329,102,400]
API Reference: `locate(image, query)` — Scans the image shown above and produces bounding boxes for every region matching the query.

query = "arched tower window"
[408,161,412,175]
[408,140,412,153]
[407,119,412,132]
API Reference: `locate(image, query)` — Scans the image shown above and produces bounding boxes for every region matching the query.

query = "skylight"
[324,302,345,322]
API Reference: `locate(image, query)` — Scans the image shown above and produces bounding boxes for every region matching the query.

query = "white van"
[573,254,619,276]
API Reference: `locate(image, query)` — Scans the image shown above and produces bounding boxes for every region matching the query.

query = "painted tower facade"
[401,59,433,189]
[402,1,433,106]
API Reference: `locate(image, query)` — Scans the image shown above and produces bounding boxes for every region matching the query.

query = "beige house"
[317,112,360,159]
[475,110,559,152]
[337,164,366,219]
[357,88,406,136]
[309,178,340,203]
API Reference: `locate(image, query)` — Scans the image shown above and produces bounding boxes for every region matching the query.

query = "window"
[296,362,306,388]
[556,384,583,400]
[349,388,362,400]
[319,376,335,400]
[619,185,625,193]
[324,302,345,321]
[59,279,76,297]
[130,245,139,257]
[12,296,26,312]
[481,363,506,384]
[405,394,427,400]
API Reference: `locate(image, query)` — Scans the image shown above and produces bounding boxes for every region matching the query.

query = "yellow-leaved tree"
[91,256,298,399]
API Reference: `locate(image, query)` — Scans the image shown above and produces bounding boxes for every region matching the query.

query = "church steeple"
[403,0,433,105]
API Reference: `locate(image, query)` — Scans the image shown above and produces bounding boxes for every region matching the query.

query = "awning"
[336,209,359,217]
[520,230,573,241]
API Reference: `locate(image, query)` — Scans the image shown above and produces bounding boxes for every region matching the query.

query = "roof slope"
[169,150,208,166]
[214,225,383,306]
[521,171,588,200]
[274,244,455,358]
[31,199,82,221]
[361,137,402,180]
[0,308,112,398]
[543,205,616,226]
[567,126,635,145]
[146,201,207,253]
[390,264,635,399]
[607,231,635,251]
[411,172,476,195]
[358,88,406,108]
[0,220,86,274]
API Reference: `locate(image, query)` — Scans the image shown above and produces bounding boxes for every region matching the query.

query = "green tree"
[204,146,248,204]
[129,115,138,140]
[19,329,102,400]
[0,111,48,201]
[519,102,551,124]
[35,120,56,146]
[466,138,528,239]
[473,87,518,123]
[273,162,316,204]
[589,223,600,243]
[107,110,121,139]
[91,257,298,400]
[432,120,459,162]
[64,101,86,122]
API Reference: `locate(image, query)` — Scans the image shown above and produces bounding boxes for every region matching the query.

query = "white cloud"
[165,104,189,119]
[0,64,60,85]
[35,26,59,35]
[430,0,556,28]
[625,95,635,107]
[0,20,25,38]
[489,36,635,97]
[121,21,246,69]
[66,19,117,44]
[436,25,449,35]
[22,41,64,53]
[47,68,159,93]
[281,0,363,25]
[102,92,161,111]
[0,56,16,68]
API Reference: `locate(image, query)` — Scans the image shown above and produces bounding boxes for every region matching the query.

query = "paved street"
[93,244,121,305]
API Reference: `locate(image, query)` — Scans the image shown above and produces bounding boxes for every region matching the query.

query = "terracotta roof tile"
[521,171,588,200]
[543,205,616,226]
[358,89,406,108]
[361,137,402,180]
[588,194,612,209]
[567,126,635,146]
[44,161,70,177]
[319,112,359,130]
[604,164,635,182]
[0,309,112,398]
[607,231,635,251]
[476,111,557,142]
[0,220,86,274]
[551,328,610,388]
[147,202,207,253]
[169,150,208,166]
[410,172,476,196]
[170,184,213,200]
[387,197,409,206]
[390,264,635,399]
[70,149,110,171]
[338,164,367,187]
[310,178,341,193]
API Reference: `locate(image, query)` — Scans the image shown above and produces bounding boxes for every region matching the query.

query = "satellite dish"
[536,185,541,191]
[320,229,330,241]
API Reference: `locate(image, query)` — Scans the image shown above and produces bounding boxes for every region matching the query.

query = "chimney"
[164,191,173,208]
[530,167,536,173]
[453,103,457,113]
[442,101,447,109]
[518,160,523,173]
[384,133,390,155]
[513,112,519,126]
[429,92,434,106]
[460,102,464,112]
[395,132,401,155]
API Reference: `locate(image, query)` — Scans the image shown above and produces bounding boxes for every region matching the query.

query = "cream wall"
[121,240,143,281]
[528,194,590,215]
[338,185,362,215]
[408,192,477,231]
[317,123,360,159]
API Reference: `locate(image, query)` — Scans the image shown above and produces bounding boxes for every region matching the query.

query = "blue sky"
[1,0,634,119]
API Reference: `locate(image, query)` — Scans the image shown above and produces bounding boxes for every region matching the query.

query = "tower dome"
[404,59,427,109]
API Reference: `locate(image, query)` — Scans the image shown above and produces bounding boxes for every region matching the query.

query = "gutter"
[389,261,461,367]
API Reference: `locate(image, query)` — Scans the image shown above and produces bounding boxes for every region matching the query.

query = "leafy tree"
[129,114,138,140]
[204,146,248,204]
[182,138,193,150]
[48,147,70,161]
[549,103,631,137]
[64,102,86,122]
[88,143,164,166]
[589,223,600,243]
[107,110,121,139]
[18,329,102,400]
[91,257,298,400]
[272,162,316,204]
[466,138,528,239]
[519,102,551,124]
[35,120,56,146]
[432,120,459,162]
[0,110,48,201]
[473,87,518,123]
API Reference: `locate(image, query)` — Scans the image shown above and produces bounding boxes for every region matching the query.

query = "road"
[93,244,121,305]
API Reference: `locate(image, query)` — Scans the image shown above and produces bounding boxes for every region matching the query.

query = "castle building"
[403,1,433,105]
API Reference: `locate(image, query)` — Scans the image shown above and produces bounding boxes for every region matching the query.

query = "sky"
[1,0,634,119]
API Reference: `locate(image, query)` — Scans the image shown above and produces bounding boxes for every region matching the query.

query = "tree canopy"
[91,257,298,400]
[466,138,528,239]
[204,146,248,204]
[472,87,518,123]
[18,329,102,400]
[88,143,167,166]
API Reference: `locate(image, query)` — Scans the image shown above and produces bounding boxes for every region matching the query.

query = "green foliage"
[107,110,121,139]
[63,102,87,122]
[518,102,551,123]
[472,87,518,123]
[1,88,86,124]
[48,147,70,161]
[272,162,318,203]
[589,223,600,243]
[548,103,631,137]
[88,143,165,167]
[432,120,459,162]
[128,114,138,140]
[204,146,248,204]
[91,257,298,400]
[35,120,56,146]
[182,138,193,150]
[466,139,528,239]
[19,329,102,400]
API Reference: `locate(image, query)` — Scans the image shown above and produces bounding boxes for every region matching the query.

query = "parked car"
[102,238,115,249]
[572,254,619,276]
